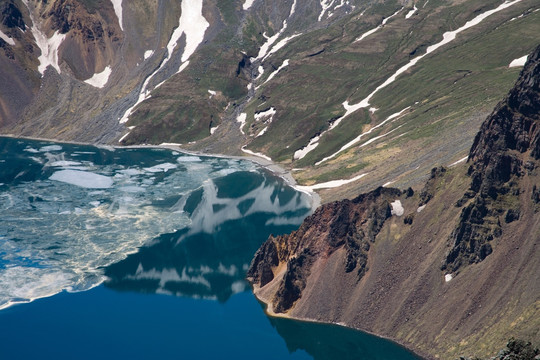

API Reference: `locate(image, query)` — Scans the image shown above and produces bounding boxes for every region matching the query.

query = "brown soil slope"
[248,45,540,360]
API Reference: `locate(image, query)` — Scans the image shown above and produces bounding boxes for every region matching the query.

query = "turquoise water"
[0,137,420,359]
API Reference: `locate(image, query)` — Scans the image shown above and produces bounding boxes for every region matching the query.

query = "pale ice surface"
[49,160,82,167]
[0,140,314,309]
[110,0,123,31]
[143,162,178,173]
[39,145,62,152]
[0,29,15,46]
[390,200,404,216]
[177,155,202,162]
[50,170,114,189]
[84,66,112,88]
[509,55,528,67]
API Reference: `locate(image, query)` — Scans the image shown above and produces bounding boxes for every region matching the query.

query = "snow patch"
[256,127,268,137]
[509,55,528,67]
[210,126,219,134]
[318,0,336,22]
[296,173,367,191]
[390,200,404,216]
[405,6,418,19]
[449,156,468,167]
[354,8,403,43]
[241,146,272,162]
[84,66,112,88]
[254,107,276,122]
[33,30,66,75]
[256,0,298,61]
[173,0,209,63]
[0,30,15,46]
[110,0,123,31]
[263,35,301,62]
[417,205,426,213]
[118,132,131,143]
[178,60,190,74]
[243,0,255,10]
[49,170,114,189]
[260,59,289,86]
[144,50,154,60]
[294,135,320,160]
[316,106,410,164]
[208,89,217,97]
[237,113,247,135]
[445,274,453,282]
[326,0,524,136]
[118,0,207,124]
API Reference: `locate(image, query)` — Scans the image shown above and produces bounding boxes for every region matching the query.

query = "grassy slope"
[241,0,539,199]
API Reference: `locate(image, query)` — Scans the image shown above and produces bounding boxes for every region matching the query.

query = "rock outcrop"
[248,187,401,313]
[443,44,540,274]
[248,45,540,360]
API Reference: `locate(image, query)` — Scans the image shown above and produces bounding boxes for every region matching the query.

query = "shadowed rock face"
[248,45,540,360]
[443,45,540,274]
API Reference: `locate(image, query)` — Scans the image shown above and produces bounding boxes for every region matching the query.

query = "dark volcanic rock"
[1,2,25,29]
[443,45,540,273]
[248,186,400,313]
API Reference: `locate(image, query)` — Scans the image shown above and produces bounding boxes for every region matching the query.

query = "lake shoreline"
[0,134,321,210]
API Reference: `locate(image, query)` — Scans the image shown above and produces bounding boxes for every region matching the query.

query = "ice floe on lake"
[49,170,114,189]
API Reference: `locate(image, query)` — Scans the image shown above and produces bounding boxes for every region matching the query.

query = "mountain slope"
[248,45,540,359]
[0,0,539,200]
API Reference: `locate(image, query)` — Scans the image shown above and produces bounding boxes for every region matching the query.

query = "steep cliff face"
[248,186,401,313]
[443,45,540,274]
[248,45,540,360]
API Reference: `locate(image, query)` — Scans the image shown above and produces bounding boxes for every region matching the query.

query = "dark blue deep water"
[0,137,420,359]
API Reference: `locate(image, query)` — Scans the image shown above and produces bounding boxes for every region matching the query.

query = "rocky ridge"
[248,45,540,359]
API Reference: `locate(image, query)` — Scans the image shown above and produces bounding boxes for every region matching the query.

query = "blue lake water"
[0,137,421,359]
